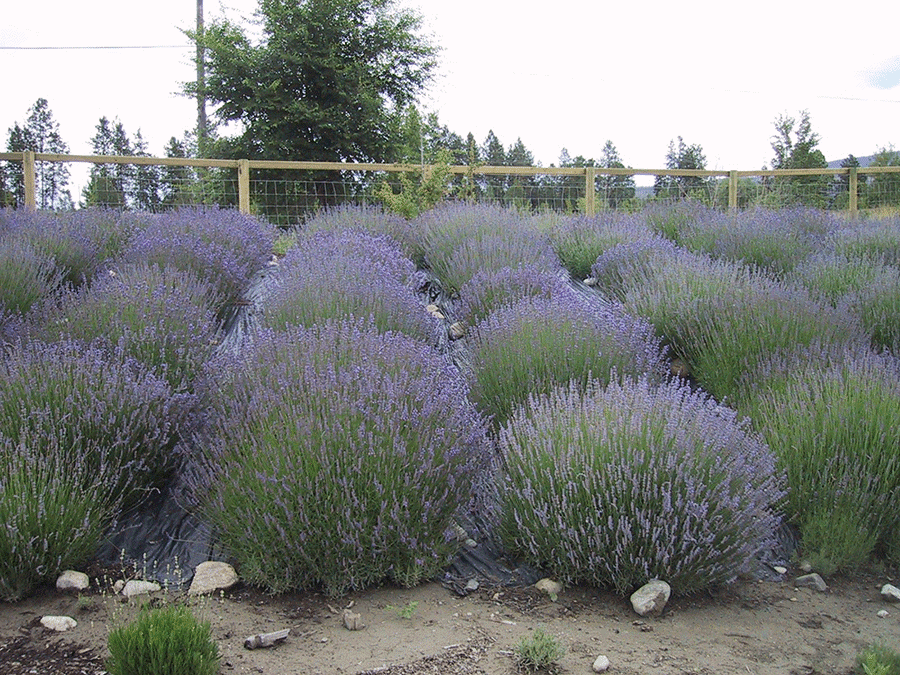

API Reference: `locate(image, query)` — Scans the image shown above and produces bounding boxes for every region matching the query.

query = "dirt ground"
[1,563,898,675]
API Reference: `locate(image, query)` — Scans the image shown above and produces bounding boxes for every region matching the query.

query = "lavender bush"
[0,237,63,318]
[0,436,120,601]
[39,263,223,392]
[263,229,433,341]
[620,251,859,403]
[468,291,667,427]
[642,199,719,244]
[849,265,900,355]
[590,237,681,303]
[832,216,900,268]
[0,339,187,506]
[1,208,148,287]
[741,347,900,573]
[678,207,836,277]
[672,277,860,404]
[301,203,416,258]
[550,212,654,281]
[189,321,491,596]
[455,265,570,328]
[123,206,276,312]
[412,203,559,293]
[498,377,784,595]
[788,252,882,307]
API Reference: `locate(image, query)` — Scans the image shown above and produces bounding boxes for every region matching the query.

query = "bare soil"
[1,564,898,675]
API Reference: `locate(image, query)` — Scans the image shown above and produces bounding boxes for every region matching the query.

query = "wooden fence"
[3,150,900,217]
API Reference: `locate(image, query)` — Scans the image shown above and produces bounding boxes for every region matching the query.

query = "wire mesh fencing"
[3,152,900,224]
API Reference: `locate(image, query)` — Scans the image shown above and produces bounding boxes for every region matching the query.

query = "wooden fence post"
[848,167,858,218]
[23,151,37,210]
[584,167,596,216]
[238,159,250,215]
[728,170,738,210]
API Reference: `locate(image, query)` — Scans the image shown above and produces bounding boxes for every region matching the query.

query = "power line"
[0,45,190,50]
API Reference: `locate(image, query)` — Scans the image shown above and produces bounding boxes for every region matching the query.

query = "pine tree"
[598,140,635,209]
[82,117,133,208]
[4,98,72,209]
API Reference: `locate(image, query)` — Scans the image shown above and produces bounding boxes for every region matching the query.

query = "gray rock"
[535,578,562,597]
[188,561,239,596]
[465,578,480,592]
[630,580,671,617]
[799,560,813,573]
[881,583,900,603]
[795,573,828,592]
[583,277,598,287]
[56,570,89,593]
[41,616,77,632]
[121,580,161,598]
[592,654,611,672]
[877,609,890,618]
[342,608,365,630]
[448,322,466,340]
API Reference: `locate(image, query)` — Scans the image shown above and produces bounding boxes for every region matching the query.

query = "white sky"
[2,0,899,191]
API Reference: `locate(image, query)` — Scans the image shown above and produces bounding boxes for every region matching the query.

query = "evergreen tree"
[506,137,536,208]
[82,117,133,208]
[598,140,635,209]
[654,136,709,201]
[131,130,163,211]
[481,130,506,200]
[160,135,197,208]
[4,98,72,209]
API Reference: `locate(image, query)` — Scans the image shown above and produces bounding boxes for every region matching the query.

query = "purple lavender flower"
[188,320,491,596]
[498,376,785,595]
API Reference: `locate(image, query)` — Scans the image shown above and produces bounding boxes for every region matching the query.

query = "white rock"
[630,580,671,617]
[877,609,890,618]
[592,654,611,672]
[583,277,598,287]
[121,580,161,598]
[56,570,90,592]
[113,579,126,594]
[425,304,439,313]
[773,566,787,575]
[535,578,562,597]
[41,615,77,632]
[881,583,900,603]
[188,561,239,596]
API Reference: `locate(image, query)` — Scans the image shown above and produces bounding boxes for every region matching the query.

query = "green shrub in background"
[106,604,219,675]
[742,347,900,574]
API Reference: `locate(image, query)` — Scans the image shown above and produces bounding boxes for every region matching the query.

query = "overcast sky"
[2,0,899,189]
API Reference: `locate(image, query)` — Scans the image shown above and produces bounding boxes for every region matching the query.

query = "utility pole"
[196,0,207,156]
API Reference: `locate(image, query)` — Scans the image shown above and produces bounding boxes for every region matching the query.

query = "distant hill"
[827,154,877,169]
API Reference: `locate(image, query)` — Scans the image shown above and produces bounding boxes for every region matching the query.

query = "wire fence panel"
[4,152,900,222]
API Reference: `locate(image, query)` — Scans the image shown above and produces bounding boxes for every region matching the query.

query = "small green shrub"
[514,628,565,673]
[106,603,219,675]
[856,644,900,675]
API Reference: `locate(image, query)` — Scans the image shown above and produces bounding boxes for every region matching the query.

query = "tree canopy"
[187,0,438,164]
